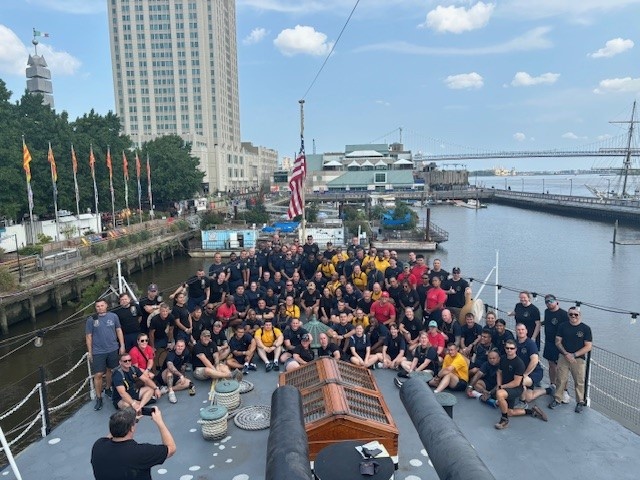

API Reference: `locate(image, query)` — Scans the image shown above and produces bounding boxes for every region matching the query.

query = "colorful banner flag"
[89,144,99,213]
[146,154,154,217]
[106,148,113,183]
[287,135,306,219]
[48,143,57,183]
[135,152,142,222]
[23,139,32,182]
[71,144,80,216]
[122,151,130,221]
[122,151,129,181]
[33,30,50,38]
[107,147,115,226]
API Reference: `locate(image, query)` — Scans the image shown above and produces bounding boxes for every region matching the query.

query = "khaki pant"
[555,355,586,404]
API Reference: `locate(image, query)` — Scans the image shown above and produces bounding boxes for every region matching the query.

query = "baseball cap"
[452,267,461,274]
[381,291,390,298]
[201,330,212,337]
[301,333,311,341]
[148,284,158,291]
[428,320,438,328]
[544,295,557,303]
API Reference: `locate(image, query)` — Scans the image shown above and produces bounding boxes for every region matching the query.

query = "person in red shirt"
[397,265,418,288]
[425,276,447,324]
[216,296,238,328]
[426,320,446,358]
[129,333,155,375]
[410,254,428,280]
[369,292,397,326]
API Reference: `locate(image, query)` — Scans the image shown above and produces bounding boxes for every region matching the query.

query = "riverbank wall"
[0,226,195,333]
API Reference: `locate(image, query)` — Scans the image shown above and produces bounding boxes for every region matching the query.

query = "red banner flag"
[48,143,57,182]
[122,151,129,181]
[135,152,141,179]
[71,144,78,174]
[106,147,113,181]
[89,145,96,173]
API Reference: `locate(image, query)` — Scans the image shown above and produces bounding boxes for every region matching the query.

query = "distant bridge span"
[419,149,640,162]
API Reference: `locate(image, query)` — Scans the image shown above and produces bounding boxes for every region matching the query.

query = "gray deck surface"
[3,366,640,480]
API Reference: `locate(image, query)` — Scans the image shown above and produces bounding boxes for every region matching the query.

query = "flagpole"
[71,144,80,217]
[135,152,142,224]
[107,146,116,228]
[22,136,35,244]
[90,144,100,233]
[48,142,60,242]
[122,151,130,226]
[146,154,154,219]
[299,99,306,241]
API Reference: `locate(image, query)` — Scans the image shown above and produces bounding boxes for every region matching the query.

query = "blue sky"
[1,0,640,171]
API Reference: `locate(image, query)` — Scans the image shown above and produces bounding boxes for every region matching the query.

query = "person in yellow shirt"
[373,253,390,274]
[317,257,336,279]
[430,343,469,393]
[371,283,383,301]
[350,265,368,291]
[283,295,301,320]
[331,249,347,267]
[327,273,341,295]
[254,319,284,372]
[351,308,370,329]
[362,249,378,273]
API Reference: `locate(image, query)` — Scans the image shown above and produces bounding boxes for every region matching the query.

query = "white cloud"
[589,38,634,58]
[513,132,526,141]
[422,2,495,34]
[0,25,81,77]
[274,25,333,57]
[594,77,640,94]
[375,99,390,107]
[511,71,560,87]
[26,0,104,14]
[444,72,483,90]
[596,134,612,141]
[562,132,587,140]
[355,26,553,55]
[243,28,268,45]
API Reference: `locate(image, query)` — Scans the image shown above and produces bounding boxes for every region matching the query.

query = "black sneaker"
[548,400,561,409]
[104,387,112,398]
[394,377,404,388]
[495,417,509,430]
[188,383,196,396]
[266,362,273,372]
[273,362,280,372]
[397,370,410,378]
[575,402,584,413]
[242,365,249,375]
[94,397,103,411]
[248,363,257,371]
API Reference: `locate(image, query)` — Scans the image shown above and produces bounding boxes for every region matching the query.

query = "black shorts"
[503,387,524,408]
[543,343,560,363]
[450,380,468,392]
[91,350,119,375]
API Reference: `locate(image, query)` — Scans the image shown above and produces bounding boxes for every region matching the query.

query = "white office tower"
[107,0,250,193]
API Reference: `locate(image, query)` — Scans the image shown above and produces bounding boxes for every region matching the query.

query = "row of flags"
[21,138,154,235]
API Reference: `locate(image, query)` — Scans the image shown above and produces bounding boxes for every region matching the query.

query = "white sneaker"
[168,391,177,404]
[562,390,571,404]
[159,386,169,395]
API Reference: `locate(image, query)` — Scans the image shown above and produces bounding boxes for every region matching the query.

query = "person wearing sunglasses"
[112,353,160,412]
[129,333,155,375]
[494,339,547,429]
[549,307,592,413]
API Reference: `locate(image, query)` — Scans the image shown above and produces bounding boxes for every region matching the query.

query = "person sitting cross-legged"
[429,343,468,393]
[112,353,159,412]
[466,348,500,401]
[192,330,241,382]
[158,339,192,404]
[397,331,438,382]
[227,323,258,374]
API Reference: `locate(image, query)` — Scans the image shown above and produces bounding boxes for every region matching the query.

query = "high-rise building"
[107,0,274,193]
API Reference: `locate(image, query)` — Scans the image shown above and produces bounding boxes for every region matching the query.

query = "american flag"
[287,136,306,219]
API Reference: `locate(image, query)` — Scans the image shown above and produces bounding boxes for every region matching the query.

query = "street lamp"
[0,234,21,282]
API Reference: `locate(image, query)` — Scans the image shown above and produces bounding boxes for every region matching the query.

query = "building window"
[374,173,386,184]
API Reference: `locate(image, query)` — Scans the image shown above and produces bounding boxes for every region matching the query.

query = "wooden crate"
[279,358,399,460]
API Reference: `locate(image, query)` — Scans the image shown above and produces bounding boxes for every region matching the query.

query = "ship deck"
[3,366,640,480]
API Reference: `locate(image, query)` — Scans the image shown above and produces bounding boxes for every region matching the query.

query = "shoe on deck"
[94,397,103,411]
[188,384,196,396]
[548,400,561,409]
[248,363,257,371]
[242,365,249,375]
[562,391,571,403]
[273,362,280,372]
[266,362,273,372]
[531,405,548,422]
[232,369,244,382]
[575,402,584,413]
[513,401,529,410]
[397,370,409,378]
[394,377,404,389]
[103,387,112,398]
[159,386,169,395]
[495,418,509,430]
[168,391,177,404]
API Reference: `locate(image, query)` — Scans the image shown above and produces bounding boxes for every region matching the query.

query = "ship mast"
[611,101,638,198]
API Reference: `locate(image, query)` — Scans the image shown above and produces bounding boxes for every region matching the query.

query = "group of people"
[88,234,594,477]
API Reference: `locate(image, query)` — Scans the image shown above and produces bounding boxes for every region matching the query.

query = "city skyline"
[1,0,639,171]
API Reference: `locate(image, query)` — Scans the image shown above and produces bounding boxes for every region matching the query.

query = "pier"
[0,222,195,333]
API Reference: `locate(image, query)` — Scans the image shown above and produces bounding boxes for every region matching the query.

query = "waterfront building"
[303,143,416,192]
[107,0,277,194]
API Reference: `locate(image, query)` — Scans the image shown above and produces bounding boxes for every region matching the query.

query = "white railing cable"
[0,384,41,421]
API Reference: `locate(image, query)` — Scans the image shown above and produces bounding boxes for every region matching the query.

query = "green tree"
[140,135,204,208]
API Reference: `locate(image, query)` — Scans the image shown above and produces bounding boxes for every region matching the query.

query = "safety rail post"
[88,355,96,400]
[38,367,51,436]
[0,426,23,480]
[584,350,592,407]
